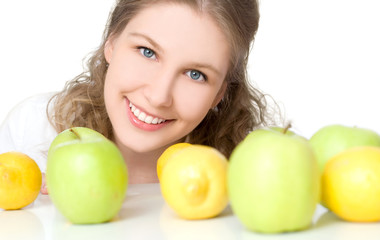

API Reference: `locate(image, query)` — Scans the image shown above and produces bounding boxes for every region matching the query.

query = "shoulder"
[0,93,56,130]
[0,92,58,172]
[1,92,56,128]
[12,92,56,112]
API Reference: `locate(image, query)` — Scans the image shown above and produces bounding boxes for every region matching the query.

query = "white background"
[0,0,379,139]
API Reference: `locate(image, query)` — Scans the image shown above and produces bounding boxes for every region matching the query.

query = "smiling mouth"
[129,102,167,125]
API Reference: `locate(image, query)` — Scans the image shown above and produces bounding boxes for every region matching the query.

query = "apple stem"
[283,123,292,134]
[70,128,81,140]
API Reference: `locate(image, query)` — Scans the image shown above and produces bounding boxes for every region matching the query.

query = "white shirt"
[0,93,58,172]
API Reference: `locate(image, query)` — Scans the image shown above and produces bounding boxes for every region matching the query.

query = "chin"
[119,137,170,155]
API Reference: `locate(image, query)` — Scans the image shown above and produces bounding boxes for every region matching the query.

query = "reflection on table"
[1,183,380,240]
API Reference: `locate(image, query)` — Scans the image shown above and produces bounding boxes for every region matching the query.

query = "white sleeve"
[0,93,58,172]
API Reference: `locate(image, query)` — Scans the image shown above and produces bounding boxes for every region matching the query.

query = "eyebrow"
[128,32,163,53]
[189,63,223,78]
[127,32,223,78]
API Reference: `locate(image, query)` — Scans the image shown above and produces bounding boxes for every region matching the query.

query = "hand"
[40,173,48,195]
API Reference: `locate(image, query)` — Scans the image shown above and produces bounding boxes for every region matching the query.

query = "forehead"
[120,3,231,75]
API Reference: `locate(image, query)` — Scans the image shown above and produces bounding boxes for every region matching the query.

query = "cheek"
[105,53,152,92]
[174,86,214,122]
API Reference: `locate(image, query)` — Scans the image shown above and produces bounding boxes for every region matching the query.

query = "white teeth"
[138,112,146,121]
[129,101,166,124]
[145,116,153,124]
[133,109,140,117]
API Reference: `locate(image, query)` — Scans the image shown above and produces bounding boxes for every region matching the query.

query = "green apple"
[46,127,128,224]
[228,127,319,233]
[309,124,380,173]
[269,126,296,136]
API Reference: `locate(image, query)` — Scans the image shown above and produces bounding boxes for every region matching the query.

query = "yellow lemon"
[322,146,380,222]
[0,152,42,210]
[157,142,191,180]
[159,145,228,220]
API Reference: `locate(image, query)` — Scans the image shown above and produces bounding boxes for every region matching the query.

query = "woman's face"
[104,3,230,154]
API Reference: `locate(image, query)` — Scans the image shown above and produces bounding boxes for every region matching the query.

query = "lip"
[125,98,172,132]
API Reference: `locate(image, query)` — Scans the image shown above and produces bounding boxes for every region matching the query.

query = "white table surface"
[1,183,380,240]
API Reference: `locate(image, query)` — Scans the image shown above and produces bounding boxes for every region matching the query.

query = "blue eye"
[186,70,206,82]
[139,47,156,59]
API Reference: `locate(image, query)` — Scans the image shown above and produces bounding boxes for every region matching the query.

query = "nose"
[143,68,176,108]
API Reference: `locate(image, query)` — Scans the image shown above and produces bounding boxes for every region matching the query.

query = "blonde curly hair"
[48,0,276,158]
